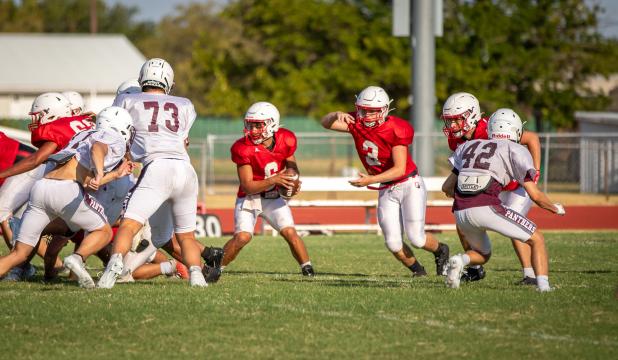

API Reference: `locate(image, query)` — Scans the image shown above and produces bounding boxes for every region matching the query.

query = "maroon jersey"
[30,115,94,152]
[348,114,417,178]
[0,132,20,186]
[230,128,297,197]
[447,117,489,151]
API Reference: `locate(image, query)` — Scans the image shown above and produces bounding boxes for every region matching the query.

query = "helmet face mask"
[355,86,392,128]
[441,92,481,139]
[28,92,72,130]
[243,102,280,145]
[488,108,523,143]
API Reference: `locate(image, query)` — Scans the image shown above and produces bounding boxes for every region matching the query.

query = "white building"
[0,33,146,119]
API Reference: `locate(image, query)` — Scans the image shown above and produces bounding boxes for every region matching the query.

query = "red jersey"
[30,115,94,152]
[447,117,489,151]
[348,114,417,177]
[230,128,297,197]
[0,132,20,186]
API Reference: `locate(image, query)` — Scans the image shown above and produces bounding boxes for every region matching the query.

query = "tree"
[437,0,618,129]
[0,0,153,44]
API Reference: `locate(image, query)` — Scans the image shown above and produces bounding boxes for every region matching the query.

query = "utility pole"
[90,0,98,34]
[411,0,435,176]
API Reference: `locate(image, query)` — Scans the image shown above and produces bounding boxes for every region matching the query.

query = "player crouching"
[0,106,135,288]
[442,109,565,292]
[204,102,314,283]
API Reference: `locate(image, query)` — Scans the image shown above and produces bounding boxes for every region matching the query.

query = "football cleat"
[202,246,224,268]
[190,266,208,287]
[412,266,427,277]
[97,253,123,289]
[518,276,537,286]
[301,264,315,277]
[63,254,95,289]
[434,243,450,276]
[446,255,465,289]
[202,265,222,283]
[460,265,486,282]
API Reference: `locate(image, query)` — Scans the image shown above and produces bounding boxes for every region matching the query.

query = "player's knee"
[279,227,298,240]
[384,237,403,253]
[405,224,426,248]
[526,231,545,246]
[234,232,252,247]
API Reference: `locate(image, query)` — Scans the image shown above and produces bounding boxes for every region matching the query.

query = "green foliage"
[437,0,618,128]
[0,0,153,44]
[1,0,618,129]
[1,232,617,358]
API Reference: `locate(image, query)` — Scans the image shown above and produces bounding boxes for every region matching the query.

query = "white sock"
[301,261,312,268]
[470,264,481,269]
[536,275,550,291]
[189,265,201,273]
[461,254,471,266]
[220,266,226,272]
[160,261,173,275]
[523,267,536,278]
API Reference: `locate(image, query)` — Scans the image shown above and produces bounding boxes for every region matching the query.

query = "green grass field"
[1,231,617,359]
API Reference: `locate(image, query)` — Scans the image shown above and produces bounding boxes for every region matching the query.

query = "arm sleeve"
[392,121,413,146]
[231,144,251,165]
[284,131,297,157]
[449,144,464,171]
[183,102,197,138]
[511,144,536,183]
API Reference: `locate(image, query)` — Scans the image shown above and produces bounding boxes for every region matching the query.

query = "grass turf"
[0,231,616,359]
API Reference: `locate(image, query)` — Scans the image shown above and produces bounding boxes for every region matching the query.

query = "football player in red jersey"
[441,92,542,285]
[0,131,36,247]
[321,86,450,277]
[206,101,314,282]
[0,92,94,280]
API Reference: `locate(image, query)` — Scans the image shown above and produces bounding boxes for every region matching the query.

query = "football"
[278,168,300,199]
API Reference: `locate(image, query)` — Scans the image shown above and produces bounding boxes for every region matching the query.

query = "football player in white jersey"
[0,106,135,288]
[442,109,565,292]
[99,58,208,288]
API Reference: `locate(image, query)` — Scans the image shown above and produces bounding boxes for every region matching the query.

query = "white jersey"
[113,92,196,164]
[48,129,126,173]
[449,139,536,187]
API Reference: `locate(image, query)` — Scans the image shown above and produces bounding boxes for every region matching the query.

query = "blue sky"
[103,0,618,38]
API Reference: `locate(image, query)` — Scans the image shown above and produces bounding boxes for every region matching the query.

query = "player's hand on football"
[554,203,566,215]
[349,172,373,187]
[335,111,355,125]
[272,172,296,190]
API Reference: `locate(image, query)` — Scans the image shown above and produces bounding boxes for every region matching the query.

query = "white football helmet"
[28,92,72,130]
[488,108,523,143]
[96,106,135,144]
[116,79,141,95]
[355,86,393,128]
[244,102,280,144]
[62,91,84,116]
[138,58,174,94]
[441,92,481,139]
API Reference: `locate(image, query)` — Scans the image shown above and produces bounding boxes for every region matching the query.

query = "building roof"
[575,111,618,125]
[0,33,146,94]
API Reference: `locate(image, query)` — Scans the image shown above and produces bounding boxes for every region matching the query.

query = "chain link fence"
[189,132,618,197]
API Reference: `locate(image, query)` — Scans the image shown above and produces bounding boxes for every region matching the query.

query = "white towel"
[242,194,263,213]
